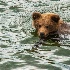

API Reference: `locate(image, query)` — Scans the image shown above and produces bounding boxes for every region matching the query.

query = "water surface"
[0,0,70,70]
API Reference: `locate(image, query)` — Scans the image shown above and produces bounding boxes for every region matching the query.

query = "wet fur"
[32,12,70,41]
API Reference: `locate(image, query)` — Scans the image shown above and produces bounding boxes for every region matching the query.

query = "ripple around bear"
[32,12,70,41]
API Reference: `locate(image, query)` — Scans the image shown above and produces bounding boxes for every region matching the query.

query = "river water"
[0,0,70,70]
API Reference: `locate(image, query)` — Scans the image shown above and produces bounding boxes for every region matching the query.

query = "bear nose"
[40,32,45,37]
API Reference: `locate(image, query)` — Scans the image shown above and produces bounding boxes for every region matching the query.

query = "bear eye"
[35,24,38,28]
[39,25,41,28]
[46,26,49,28]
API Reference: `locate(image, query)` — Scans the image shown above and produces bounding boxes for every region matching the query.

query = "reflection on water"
[0,0,70,70]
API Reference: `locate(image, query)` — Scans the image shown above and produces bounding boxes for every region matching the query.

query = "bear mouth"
[39,31,59,41]
[39,34,49,40]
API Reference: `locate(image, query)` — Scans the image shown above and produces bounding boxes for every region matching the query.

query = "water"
[0,0,70,70]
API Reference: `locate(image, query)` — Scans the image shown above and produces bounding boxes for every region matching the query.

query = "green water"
[0,0,70,70]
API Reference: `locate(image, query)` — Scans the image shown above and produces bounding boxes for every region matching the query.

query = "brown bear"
[32,12,70,41]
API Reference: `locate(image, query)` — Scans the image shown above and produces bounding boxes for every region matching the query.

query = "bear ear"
[32,12,41,20]
[51,14,60,23]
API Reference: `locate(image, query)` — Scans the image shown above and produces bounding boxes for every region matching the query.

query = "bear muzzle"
[39,32,49,39]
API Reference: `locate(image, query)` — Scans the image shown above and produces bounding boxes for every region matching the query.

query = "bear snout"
[40,32,45,38]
